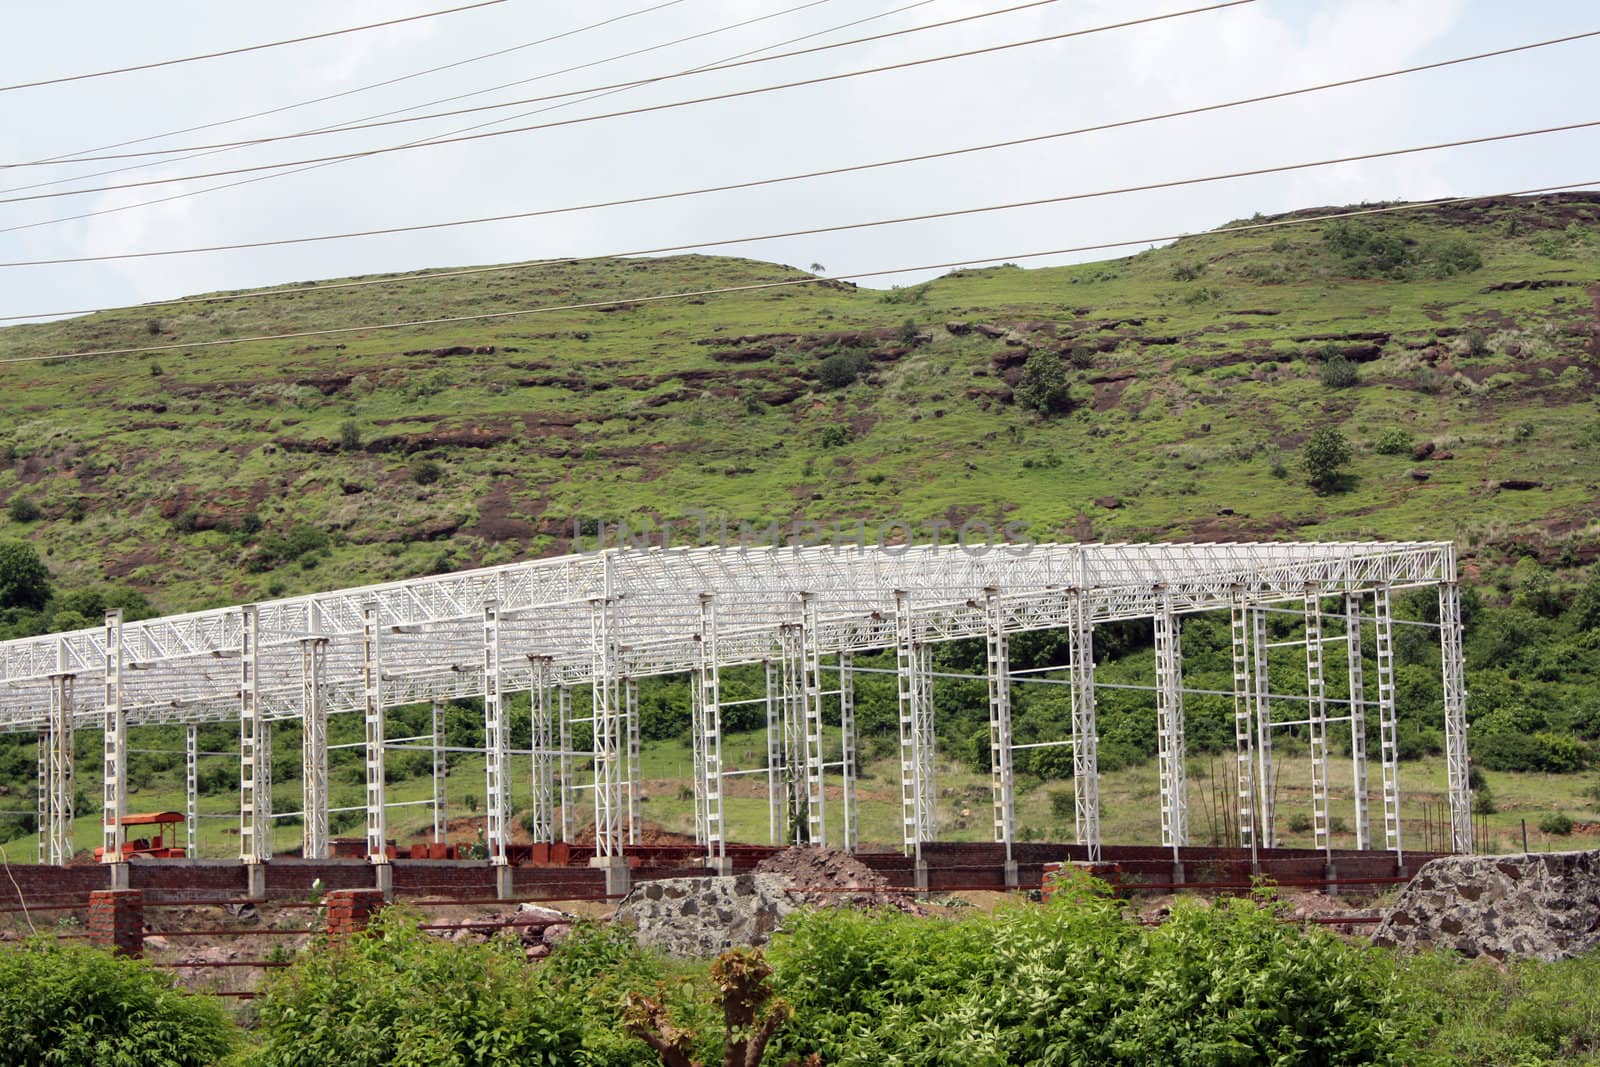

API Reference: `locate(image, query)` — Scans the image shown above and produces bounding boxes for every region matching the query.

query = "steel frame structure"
[0,542,1472,866]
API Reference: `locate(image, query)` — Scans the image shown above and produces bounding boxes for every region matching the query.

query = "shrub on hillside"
[1015,349,1073,416]
[1320,353,1360,388]
[7,495,41,523]
[0,939,232,1067]
[1301,427,1353,492]
[1373,427,1412,455]
[1540,812,1575,836]
[409,457,443,485]
[817,351,868,390]
[0,539,51,611]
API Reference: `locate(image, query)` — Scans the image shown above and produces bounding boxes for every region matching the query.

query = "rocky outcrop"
[1373,851,1600,961]
[614,873,797,958]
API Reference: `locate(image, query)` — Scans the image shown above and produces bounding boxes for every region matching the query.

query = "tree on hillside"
[0,540,50,611]
[1301,428,1352,493]
[1015,350,1073,416]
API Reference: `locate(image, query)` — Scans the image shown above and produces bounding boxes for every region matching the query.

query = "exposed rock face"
[1373,851,1600,961]
[614,874,797,958]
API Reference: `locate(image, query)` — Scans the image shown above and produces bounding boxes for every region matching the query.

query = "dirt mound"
[755,847,922,913]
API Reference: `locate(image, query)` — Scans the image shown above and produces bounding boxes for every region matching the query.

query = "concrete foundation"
[495,863,515,900]
[245,862,267,901]
[373,862,393,899]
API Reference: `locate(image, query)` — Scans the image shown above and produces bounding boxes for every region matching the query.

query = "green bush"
[1014,349,1073,416]
[1301,427,1353,492]
[1320,353,1360,388]
[0,939,233,1067]
[817,351,868,390]
[1373,427,1412,455]
[818,425,850,449]
[1540,812,1575,836]
[246,907,584,1066]
[339,420,362,451]
[1474,731,1592,773]
[7,495,41,523]
[410,457,444,485]
[0,540,51,611]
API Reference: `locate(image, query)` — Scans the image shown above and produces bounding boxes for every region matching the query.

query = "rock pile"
[429,903,575,961]
[1373,850,1600,961]
[755,847,922,913]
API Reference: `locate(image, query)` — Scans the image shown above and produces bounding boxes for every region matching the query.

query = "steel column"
[46,636,75,866]
[300,637,329,860]
[778,623,807,844]
[239,606,267,865]
[1373,586,1402,857]
[698,594,725,865]
[1229,594,1256,859]
[557,684,574,842]
[362,603,387,866]
[1345,593,1370,851]
[1304,588,1331,858]
[1153,595,1187,854]
[1440,580,1473,853]
[184,724,197,857]
[101,609,126,865]
[35,729,46,864]
[624,676,641,846]
[483,602,509,866]
[801,594,827,848]
[1069,589,1100,860]
[894,591,937,857]
[432,699,448,844]
[984,591,1016,865]
[839,651,857,852]
[590,598,624,859]
[1252,607,1275,848]
[764,659,780,844]
[690,668,708,844]
[529,662,554,844]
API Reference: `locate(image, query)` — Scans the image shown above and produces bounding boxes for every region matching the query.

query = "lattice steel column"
[1440,580,1473,853]
[529,662,554,845]
[894,591,937,858]
[1345,593,1370,851]
[301,636,329,860]
[590,598,624,860]
[698,594,726,866]
[778,623,807,844]
[260,721,273,859]
[1153,595,1187,853]
[765,659,781,844]
[1304,588,1331,858]
[1069,589,1101,860]
[432,699,448,844]
[689,668,708,844]
[1229,594,1257,858]
[839,651,858,853]
[35,729,46,864]
[101,610,126,866]
[362,603,388,866]
[984,591,1016,865]
[46,636,76,866]
[483,602,509,867]
[557,684,575,842]
[184,724,198,857]
[1373,586,1403,857]
[624,677,641,846]
[239,606,267,866]
[1252,607,1275,848]
[801,594,827,848]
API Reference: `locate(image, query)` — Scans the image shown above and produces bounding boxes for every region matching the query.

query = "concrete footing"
[914,859,930,892]
[494,863,515,901]
[592,856,632,897]
[373,862,394,900]
[1003,860,1019,889]
[705,855,734,876]
[245,862,267,901]
[106,862,130,891]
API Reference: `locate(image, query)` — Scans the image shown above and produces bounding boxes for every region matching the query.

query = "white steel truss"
[1304,588,1331,858]
[530,661,555,845]
[838,651,858,852]
[985,591,1016,864]
[484,603,509,866]
[1373,587,1403,857]
[1069,589,1100,860]
[1154,595,1187,853]
[624,676,640,846]
[301,638,329,860]
[764,659,781,844]
[698,595,726,865]
[1229,594,1256,857]
[0,541,1473,863]
[1345,593,1371,851]
[101,610,125,865]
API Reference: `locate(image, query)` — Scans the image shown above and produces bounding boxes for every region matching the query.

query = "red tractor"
[93,811,188,861]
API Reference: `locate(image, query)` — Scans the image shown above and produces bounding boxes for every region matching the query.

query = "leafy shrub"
[339,420,362,451]
[1320,353,1360,388]
[0,939,233,1066]
[817,351,868,390]
[1287,812,1315,834]
[1324,220,1411,278]
[1540,812,1575,836]
[247,907,584,1066]
[818,425,850,448]
[1301,427,1353,492]
[1373,427,1412,455]
[1474,731,1592,773]
[0,540,51,611]
[1422,235,1483,276]
[1014,349,1073,416]
[7,495,40,523]
[1171,262,1205,281]
[409,457,443,485]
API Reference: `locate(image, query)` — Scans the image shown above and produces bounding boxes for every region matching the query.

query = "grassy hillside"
[2,193,1600,853]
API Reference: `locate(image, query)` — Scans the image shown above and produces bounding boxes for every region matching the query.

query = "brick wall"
[88,889,143,957]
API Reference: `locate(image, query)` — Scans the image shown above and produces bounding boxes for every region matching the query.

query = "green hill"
[2,193,1600,853]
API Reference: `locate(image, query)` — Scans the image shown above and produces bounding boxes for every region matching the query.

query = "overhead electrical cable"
[0,1,509,94]
[0,119,1593,327]
[0,0,954,234]
[0,2,1259,206]
[7,0,1081,169]
[16,0,689,166]
[4,180,1596,367]
[0,28,1587,275]
[0,0,828,193]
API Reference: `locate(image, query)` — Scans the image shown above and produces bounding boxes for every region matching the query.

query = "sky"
[1,0,1597,327]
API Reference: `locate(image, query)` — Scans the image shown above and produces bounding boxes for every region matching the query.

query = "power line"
[2,179,1595,363]
[0,2,1256,207]
[0,1,509,94]
[15,0,690,168]
[0,0,946,235]
[7,0,1069,169]
[0,27,1585,283]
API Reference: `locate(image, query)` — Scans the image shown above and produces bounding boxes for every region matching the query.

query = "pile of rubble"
[430,903,575,961]
[755,847,922,913]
